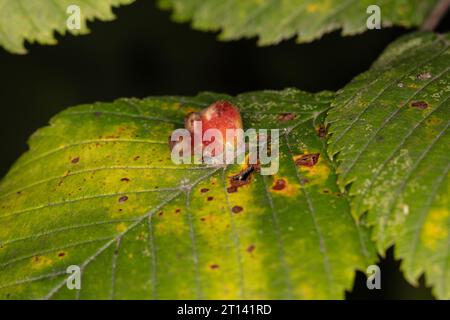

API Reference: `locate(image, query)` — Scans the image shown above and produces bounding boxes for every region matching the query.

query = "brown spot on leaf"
[71,157,80,164]
[210,264,220,270]
[138,233,146,241]
[227,164,259,193]
[277,113,296,122]
[271,177,299,196]
[411,101,429,109]
[316,124,327,138]
[207,196,214,201]
[168,135,179,151]
[133,156,140,161]
[200,188,209,193]
[247,244,255,253]
[232,206,243,214]
[272,179,286,191]
[294,153,320,167]
[175,209,181,214]
[57,252,66,258]
[121,178,130,182]
[118,196,128,203]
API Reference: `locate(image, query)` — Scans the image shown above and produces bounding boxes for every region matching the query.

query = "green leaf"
[0,89,374,299]
[327,32,450,299]
[158,0,437,45]
[0,0,135,54]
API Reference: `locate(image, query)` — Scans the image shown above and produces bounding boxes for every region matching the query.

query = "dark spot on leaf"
[175,209,181,214]
[277,113,296,122]
[232,206,243,214]
[158,211,163,216]
[118,196,128,203]
[247,244,256,253]
[322,189,330,194]
[138,233,146,241]
[417,72,432,80]
[121,178,130,182]
[316,124,327,138]
[227,164,259,193]
[32,256,40,263]
[210,264,220,270]
[272,179,286,191]
[295,153,320,167]
[58,252,66,258]
[411,101,429,109]
[207,196,214,201]
[200,188,209,193]
[168,135,178,151]
[200,217,206,222]
[71,157,80,164]
[134,156,140,161]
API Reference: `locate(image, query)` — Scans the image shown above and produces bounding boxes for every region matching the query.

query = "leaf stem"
[421,0,450,31]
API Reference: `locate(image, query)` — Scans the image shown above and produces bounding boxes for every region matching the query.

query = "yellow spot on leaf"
[116,222,127,233]
[31,255,53,269]
[422,208,449,250]
[270,176,299,197]
[306,0,331,13]
[295,282,314,298]
[426,116,443,126]
[296,156,330,186]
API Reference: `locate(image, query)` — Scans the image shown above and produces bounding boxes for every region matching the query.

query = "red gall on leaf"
[170,100,243,156]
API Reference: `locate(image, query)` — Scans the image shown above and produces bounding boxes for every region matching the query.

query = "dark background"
[0,0,448,299]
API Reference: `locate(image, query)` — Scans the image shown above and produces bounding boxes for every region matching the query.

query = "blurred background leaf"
[0,0,135,53]
[159,0,438,45]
